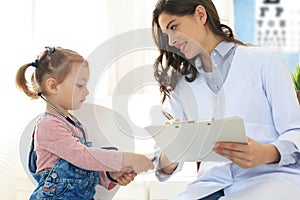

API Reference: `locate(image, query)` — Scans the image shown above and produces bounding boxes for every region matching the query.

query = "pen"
[161,110,174,120]
[151,156,157,162]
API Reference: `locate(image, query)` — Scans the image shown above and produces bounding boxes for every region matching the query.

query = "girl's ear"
[195,5,207,25]
[45,78,58,95]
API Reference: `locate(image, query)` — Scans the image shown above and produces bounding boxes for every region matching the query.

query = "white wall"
[1,0,233,199]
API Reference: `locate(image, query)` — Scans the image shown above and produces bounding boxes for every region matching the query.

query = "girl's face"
[56,63,90,111]
[158,6,209,59]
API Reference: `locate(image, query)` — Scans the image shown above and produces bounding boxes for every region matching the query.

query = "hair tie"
[45,46,55,54]
[31,59,39,68]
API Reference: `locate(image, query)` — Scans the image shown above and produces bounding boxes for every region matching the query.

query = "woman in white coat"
[151,0,300,199]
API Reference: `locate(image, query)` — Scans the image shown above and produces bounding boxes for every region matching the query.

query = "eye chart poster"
[234,0,300,69]
[255,0,300,52]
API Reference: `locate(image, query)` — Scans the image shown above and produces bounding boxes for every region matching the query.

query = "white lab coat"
[156,46,300,199]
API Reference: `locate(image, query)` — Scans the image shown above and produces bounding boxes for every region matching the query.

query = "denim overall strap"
[28,113,74,174]
[29,113,99,200]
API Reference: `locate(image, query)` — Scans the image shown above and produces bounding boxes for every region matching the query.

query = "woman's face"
[158,8,209,59]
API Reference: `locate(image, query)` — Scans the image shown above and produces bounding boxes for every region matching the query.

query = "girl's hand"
[117,172,137,186]
[213,137,280,168]
[123,152,154,173]
[109,172,137,186]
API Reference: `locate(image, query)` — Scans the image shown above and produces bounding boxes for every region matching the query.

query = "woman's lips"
[179,42,187,53]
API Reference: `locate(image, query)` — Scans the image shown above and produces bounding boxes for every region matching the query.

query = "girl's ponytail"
[15,63,39,99]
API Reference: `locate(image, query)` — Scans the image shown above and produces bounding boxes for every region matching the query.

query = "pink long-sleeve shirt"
[34,112,124,189]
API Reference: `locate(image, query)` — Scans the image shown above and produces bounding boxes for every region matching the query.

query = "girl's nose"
[84,88,89,96]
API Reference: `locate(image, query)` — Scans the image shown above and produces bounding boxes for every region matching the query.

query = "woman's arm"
[213,50,300,168]
[159,152,179,174]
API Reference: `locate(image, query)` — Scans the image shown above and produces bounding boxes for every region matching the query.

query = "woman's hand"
[213,137,280,168]
[109,172,137,186]
[159,152,179,174]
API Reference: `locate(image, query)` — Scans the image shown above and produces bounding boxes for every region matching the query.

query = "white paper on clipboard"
[145,116,247,162]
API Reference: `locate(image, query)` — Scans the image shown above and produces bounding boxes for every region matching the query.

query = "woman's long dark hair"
[152,0,245,103]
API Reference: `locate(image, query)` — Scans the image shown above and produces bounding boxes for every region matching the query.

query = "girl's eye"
[76,84,84,89]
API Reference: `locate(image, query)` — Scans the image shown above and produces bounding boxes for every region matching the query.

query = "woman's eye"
[170,25,177,30]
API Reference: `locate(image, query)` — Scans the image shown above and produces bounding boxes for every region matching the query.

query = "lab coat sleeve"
[153,86,187,181]
[263,50,300,165]
[154,144,184,182]
[273,140,300,166]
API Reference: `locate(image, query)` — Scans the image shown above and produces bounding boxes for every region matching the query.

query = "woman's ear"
[45,78,58,95]
[195,5,207,24]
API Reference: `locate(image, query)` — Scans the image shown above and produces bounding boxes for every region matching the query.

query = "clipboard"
[145,116,247,162]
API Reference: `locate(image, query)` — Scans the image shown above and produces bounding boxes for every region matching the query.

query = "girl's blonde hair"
[16,47,88,99]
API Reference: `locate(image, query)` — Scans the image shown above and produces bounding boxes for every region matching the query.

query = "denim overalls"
[28,113,99,200]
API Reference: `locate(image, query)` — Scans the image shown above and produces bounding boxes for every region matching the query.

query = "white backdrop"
[0,0,233,199]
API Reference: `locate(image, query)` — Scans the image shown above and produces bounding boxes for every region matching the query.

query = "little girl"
[16,47,154,199]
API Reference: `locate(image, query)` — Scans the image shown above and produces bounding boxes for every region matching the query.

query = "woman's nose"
[168,34,176,47]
